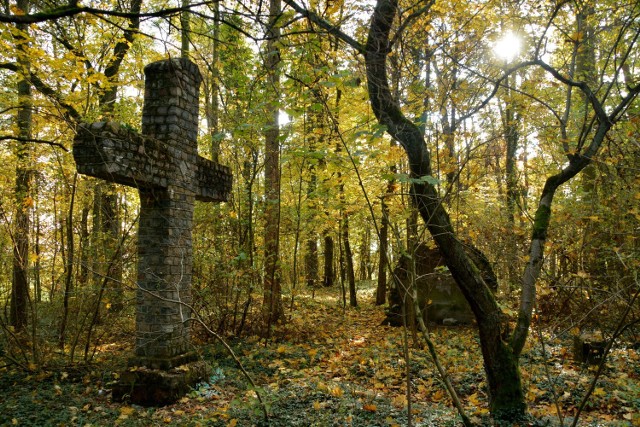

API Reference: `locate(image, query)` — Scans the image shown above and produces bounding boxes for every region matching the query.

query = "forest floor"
[1,282,639,426]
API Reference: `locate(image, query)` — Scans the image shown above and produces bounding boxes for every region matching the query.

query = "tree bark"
[501,70,520,288]
[180,0,190,58]
[10,0,33,332]
[342,213,357,307]
[262,0,284,327]
[323,233,334,287]
[205,0,221,163]
[375,196,389,305]
[92,0,142,311]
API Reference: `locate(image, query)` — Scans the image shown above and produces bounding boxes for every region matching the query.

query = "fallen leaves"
[1,288,638,426]
[363,403,377,412]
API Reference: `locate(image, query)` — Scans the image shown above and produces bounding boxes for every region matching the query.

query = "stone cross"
[73,58,232,396]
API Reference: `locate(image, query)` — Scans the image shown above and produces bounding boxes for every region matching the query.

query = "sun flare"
[494,31,522,62]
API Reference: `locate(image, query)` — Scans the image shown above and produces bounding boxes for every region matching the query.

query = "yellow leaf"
[592,387,606,397]
[474,408,490,416]
[468,392,481,406]
[120,406,135,416]
[276,345,287,354]
[330,386,344,397]
[392,394,407,408]
[307,348,318,358]
[12,419,18,425]
[22,196,34,208]
[363,403,377,412]
[313,401,322,410]
[227,419,238,427]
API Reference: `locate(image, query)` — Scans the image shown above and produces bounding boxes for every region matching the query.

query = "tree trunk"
[304,96,321,288]
[78,205,90,286]
[180,0,191,58]
[205,0,221,163]
[262,0,284,327]
[323,233,334,287]
[10,0,33,332]
[92,0,142,312]
[375,196,389,305]
[305,237,318,287]
[359,228,371,280]
[342,213,357,307]
[59,174,77,350]
[501,71,520,288]
[365,0,524,418]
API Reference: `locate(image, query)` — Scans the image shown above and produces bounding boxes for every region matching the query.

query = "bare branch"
[0,135,69,151]
[0,2,214,24]
[282,0,366,54]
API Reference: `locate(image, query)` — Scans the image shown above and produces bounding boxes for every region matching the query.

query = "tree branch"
[0,135,69,152]
[0,62,81,122]
[282,0,366,54]
[0,2,213,23]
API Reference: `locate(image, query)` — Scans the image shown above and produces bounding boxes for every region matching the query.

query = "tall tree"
[94,0,142,309]
[9,0,33,332]
[262,0,284,327]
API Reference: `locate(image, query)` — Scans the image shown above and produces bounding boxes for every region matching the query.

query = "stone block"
[383,243,495,327]
[573,334,608,365]
[112,360,211,406]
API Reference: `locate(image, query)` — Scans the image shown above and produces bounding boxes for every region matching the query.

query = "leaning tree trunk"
[365,0,525,418]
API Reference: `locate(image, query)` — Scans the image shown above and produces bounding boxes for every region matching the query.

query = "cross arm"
[73,121,171,190]
[74,121,233,202]
[196,157,232,202]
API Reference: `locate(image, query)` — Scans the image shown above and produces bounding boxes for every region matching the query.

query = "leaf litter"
[1,286,638,426]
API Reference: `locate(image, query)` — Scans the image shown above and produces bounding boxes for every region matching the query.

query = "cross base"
[128,351,198,371]
[112,360,211,406]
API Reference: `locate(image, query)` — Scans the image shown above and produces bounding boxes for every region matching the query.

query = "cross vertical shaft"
[133,59,202,368]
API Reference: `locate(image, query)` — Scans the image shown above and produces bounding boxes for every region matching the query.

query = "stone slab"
[112,360,211,406]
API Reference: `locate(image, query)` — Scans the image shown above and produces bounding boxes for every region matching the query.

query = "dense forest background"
[1,0,639,424]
